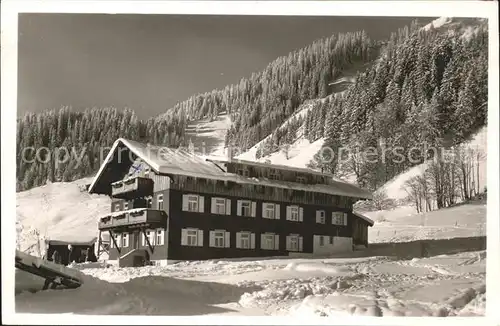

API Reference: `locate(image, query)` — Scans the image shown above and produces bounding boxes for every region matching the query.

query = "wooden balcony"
[98,208,167,230]
[111,177,154,199]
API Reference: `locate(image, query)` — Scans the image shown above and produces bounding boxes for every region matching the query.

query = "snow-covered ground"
[15,250,485,316]
[185,113,232,157]
[367,203,486,244]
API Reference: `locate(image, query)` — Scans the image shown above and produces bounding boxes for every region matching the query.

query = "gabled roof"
[88,138,373,200]
[352,211,375,226]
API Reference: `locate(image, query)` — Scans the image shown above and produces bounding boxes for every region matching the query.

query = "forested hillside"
[16,18,488,193]
[304,19,488,192]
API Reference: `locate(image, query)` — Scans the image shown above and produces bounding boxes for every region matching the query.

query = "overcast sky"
[18,14,433,118]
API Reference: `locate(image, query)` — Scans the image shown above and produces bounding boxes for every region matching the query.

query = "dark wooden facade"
[92,141,372,265]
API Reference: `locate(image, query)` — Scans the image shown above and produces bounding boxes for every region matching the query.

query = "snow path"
[16,251,485,316]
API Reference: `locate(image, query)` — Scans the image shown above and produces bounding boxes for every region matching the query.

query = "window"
[238,200,255,217]
[296,176,307,184]
[142,230,155,246]
[286,234,303,252]
[263,203,276,219]
[110,233,120,248]
[182,194,204,213]
[262,234,275,250]
[124,202,129,210]
[269,172,280,180]
[156,229,164,246]
[239,233,250,249]
[332,212,347,226]
[157,194,164,210]
[146,196,152,209]
[114,203,120,212]
[316,210,326,224]
[214,231,225,248]
[215,198,226,215]
[188,195,199,212]
[288,206,299,221]
[241,201,251,216]
[183,229,199,246]
[319,235,325,246]
[261,233,279,250]
[121,233,129,248]
[210,230,230,248]
[330,236,334,245]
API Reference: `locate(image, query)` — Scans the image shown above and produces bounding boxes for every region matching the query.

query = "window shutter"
[198,196,205,213]
[344,213,348,226]
[250,233,256,249]
[286,236,291,251]
[237,200,242,216]
[225,231,231,248]
[274,234,280,250]
[299,236,303,252]
[116,234,122,247]
[316,211,320,223]
[182,195,189,211]
[236,232,242,249]
[211,198,217,214]
[209,231,215,247]
[286,206,291,220]
[262,203,266,218]
[225,199,231,215]
[251,202,257,217]
[260,234,265,249]
[141,232,145,246]
[275,204,280,219]
[197,229,204,247]
[299,207,304,222]
[181,229,188,246]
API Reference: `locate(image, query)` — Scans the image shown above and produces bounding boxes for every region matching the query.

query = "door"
[133,231,140,249]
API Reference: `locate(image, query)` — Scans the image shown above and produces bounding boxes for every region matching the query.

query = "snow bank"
[16,177,110,255]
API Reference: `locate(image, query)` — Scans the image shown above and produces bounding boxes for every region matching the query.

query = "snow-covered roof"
[45,235,97,246]
[88,138,372,200]
[352,211,374,226]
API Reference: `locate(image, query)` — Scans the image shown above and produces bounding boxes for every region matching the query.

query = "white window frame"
[261,233,278,250]
[146,196,152,209]
[240,232,250,249]
[289,235,299,251]
[121,233,129,248]
[186,229,198,246]
[286,234,303,252]
[156,229,164,246]
[214,230,225,248]
[157,194,164,210]
[289,206,299,221]
[332,212,348,226]
[241,200,251,217]
[215,198,226,215]
[264,203,275,219]
[317,210,326,224]
[124,202,129,210]
[111,233,121,248]
[188,195,199,212]
[142,229,155,246]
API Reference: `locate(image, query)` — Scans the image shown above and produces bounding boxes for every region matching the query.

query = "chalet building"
[88,138,373,266]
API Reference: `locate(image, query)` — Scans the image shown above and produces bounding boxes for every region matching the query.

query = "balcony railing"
[111,176,154,199]
[98,208,167,230]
